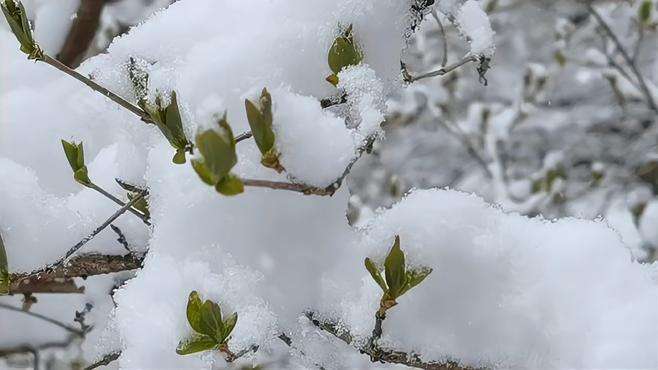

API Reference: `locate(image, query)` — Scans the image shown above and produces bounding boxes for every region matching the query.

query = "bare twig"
[88,183,150,225]
[40,54,153,122]
[242,179,336,196]
[85,351,121,370]
[304,311,474,370]
[404,55,478,83]
[49,192,146,269]
[0,302,84,336]
[588,4,658,112]
[431,9,448,67]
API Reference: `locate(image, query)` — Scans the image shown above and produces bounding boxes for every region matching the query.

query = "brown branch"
[304,312,475,370]
[9,253,144,295]
[242,179,336,196]
[57,0,105,68]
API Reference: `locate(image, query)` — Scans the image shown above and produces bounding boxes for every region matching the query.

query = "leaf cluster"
[177,291,238,355]
[364,236,432,306]
[191,114,243,196]
[245,88,282,172]
[140,91,191,164]
[61,140,92,186]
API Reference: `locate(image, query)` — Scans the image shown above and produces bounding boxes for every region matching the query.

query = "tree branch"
[304,312,475,370]
[242,179,336,196]
[10,253,144,294]
[57,0,105,68]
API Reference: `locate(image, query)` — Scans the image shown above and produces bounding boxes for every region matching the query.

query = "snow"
[322,189,658,369]
[456,0,496,57]
[2,0,658,369]
[272,89,357,188]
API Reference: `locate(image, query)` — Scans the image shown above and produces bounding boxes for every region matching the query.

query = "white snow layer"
[457,0,496,57]
[1,0,657,369]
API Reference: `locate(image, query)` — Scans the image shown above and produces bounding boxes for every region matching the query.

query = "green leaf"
[176,333,217,355]
[327,24,363,75]
[215,174,244,196]
[61,140,81,171]
[384,235,406,299]
[400,266,432,296]
[191,159,219,186]
[186,291,204,334]
[222,312,238,341]
[1,0,41,59]
[143,91,190,161]
[195,117,237,181]
[639,0,652,25]
[199,300,225,342]
[0,232,9,295]
[364,258,387,292]
[245,88,275,156]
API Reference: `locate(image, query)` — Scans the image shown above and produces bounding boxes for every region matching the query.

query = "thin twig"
[242,179,335,196]
[50,192,146,268]
[404,55,478,83]
[88,183,150,225]
[40,54,153,122]
[0,302,84,336]
[588,5,657,112]
[431,9,448,67]
[304,311,474,370]
[85,351,121,370]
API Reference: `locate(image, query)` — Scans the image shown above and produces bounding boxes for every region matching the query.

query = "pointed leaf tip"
[384,235,406,299]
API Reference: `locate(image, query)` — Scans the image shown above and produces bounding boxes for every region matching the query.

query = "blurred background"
[1,0,657,368]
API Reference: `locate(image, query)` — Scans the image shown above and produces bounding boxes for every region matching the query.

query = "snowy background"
[1,0,657,369]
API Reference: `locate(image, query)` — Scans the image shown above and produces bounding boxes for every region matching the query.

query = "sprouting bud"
[176,291,238,355]
[364,235,432,310]
[61,139,92,186]
[192,113,243,196]
[326,24,363,86]
[1,0,43,60]
[245,88,283,172]
[141,91,191,164]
